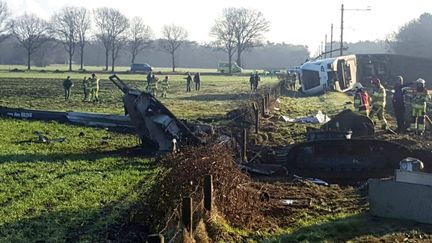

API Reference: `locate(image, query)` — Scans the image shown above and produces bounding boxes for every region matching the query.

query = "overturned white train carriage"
[299,54,432,96]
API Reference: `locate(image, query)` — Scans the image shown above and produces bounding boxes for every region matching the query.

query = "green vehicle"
[217,62,243,73]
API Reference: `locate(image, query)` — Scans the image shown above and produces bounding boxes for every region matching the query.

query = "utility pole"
[340,4,344,56]
[320,41,323,58]
[330,24,333,57]
[340,4,371,56]
[324,34,327,58]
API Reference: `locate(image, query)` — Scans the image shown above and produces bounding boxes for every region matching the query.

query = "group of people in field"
[352,76,430,135]
[62,73,100,102]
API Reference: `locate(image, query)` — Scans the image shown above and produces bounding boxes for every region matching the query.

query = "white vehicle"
[300,55,357,95]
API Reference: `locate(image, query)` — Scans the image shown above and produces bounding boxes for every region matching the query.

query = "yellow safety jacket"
[411,89,429,111]
[160,79,169,88]
[371,85,386,107]
[148,80,157,90]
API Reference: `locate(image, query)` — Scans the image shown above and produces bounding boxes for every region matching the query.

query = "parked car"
[217,62,243,73]
[130,63,153,72]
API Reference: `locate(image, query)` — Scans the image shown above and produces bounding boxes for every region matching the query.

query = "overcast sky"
[6,0,432,54]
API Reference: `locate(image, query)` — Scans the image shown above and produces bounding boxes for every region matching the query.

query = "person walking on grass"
[194,72,201,91]
[185,72,192,92]
[63,76,73,100]
[249,73,255,91]
[89,73,100,102]
[160,76,170,98]
[82,77,90,102]
[369,77,388,130]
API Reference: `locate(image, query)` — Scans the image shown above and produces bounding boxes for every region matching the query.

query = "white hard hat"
[416,78,426,85]
[353,83,363,90]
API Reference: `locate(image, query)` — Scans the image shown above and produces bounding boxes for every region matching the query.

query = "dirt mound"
[136,144,270,230]
[133,144,366,239]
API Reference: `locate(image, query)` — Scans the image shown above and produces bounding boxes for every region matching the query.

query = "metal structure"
[109,75,203,152]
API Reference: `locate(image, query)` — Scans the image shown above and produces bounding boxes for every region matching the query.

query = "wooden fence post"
[182,197,192,235]
[147,234,164,243]
[262,97,266,115]
[252,103,259,134]
[242,128,247,162]
[266,93,270,110]
[204,175,213,212]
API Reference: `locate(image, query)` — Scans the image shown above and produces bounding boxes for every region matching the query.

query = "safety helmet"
[371,77,381,85]
[353,83,363,90]
[416,78,426,87]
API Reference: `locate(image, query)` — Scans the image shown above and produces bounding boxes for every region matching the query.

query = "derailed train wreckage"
[299,54,432,95]
[0,75,427,183]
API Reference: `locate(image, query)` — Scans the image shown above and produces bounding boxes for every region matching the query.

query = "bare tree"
[231,8,270,67]
[210,8,237,74]
[159,24,188,72]
[94,8,129,72]
[9,13,50,70]
[75,7,91,70]
[0,1,9,44]
[51,7,81,71]
[128,17,153,64]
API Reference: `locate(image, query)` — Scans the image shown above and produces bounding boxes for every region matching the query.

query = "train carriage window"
[302,70,320,90]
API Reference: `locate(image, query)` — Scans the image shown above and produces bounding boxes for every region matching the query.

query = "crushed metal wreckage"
[244,109,428,184]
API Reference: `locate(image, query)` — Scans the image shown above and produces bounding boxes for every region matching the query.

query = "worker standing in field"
[148,75,158,96]
[194,72,201,91]
[353,83,370,117]
[253,72,260,91]
[185,72,192,92]
[392,76,412,132]
[82,77,90,102]
[160,76,169,97]
[89,73,100,102]
[369,77,388,130]
[63,76,73,100]
[290,73,297,90]
[407,78,430,135]
[146,71,153,91]
[249,73,255,91]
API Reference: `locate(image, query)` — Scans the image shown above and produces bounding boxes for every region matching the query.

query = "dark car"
[130,63,153,72]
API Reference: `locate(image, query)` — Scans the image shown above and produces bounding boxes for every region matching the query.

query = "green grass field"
[0,68,279,241]
[0,74,279,119]
[0,118,159,241]
[1,65,427,242]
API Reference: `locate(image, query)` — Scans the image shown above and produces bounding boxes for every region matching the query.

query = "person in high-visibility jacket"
[160,76,169,97]
[369,77,388,129]
[82,77,90,102]
[408,78,430,135]
[148,76,158,96]
[89,73,100,102]
[352,83,370,117]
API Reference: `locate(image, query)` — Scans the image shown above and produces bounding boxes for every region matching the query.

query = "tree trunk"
[27,51,31,70]
[228,52,232,75]
[69,49,73,71]
[80,45,84,70]
[171,52,176,72]
[111,48,115,72]
[131,53,136,64]
[236,50,242,68]
[105,48,109,71]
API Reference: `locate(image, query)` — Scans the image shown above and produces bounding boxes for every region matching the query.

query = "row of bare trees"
[210,8,270,74]
[0,1,270,72]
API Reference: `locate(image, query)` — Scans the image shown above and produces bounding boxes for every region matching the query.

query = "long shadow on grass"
[0,147,155,164]
[0,193,150,242]
[179,93,251,101]
[265,213,432,242]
